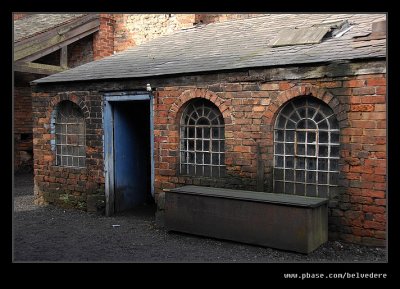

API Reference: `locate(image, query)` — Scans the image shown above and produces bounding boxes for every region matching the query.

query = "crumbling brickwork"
[32,91,105,212]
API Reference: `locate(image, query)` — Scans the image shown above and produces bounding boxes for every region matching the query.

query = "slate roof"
[34,14,386,84]
[14,13,86,43]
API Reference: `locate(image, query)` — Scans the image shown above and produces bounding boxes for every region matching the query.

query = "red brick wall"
[32,70,386,246]
[152,75,386,246]
[14,87,32,135]
[14,86,33,171]
[93,14,115,60]
[337,75,387,245]
[68,34,94,68]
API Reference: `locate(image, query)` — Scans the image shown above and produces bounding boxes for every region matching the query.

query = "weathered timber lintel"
[14,62,66,75]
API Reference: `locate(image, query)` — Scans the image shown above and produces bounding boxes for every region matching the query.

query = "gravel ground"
[13,173,386,263]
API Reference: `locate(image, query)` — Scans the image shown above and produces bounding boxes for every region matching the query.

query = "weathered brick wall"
[335,75,387,245]
[32,91,105,212]
[32,65,386,246]
[153,74,386,246]
[93,14,115,60]
[113,14,196,52]
[14,86,33,171]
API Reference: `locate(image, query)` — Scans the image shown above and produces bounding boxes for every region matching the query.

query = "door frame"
[103,92,154,216]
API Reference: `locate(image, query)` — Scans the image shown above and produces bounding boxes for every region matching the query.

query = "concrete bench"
[164,185,328,254]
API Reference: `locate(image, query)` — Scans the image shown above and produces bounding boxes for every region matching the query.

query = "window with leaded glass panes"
[55,101,85,168]
[180,98,225,177]
[274,96,340,198]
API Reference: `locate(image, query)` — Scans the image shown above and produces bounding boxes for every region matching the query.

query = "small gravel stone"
[13,173,386,262]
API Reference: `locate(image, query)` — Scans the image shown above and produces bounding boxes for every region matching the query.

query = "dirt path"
[13,173,386,262]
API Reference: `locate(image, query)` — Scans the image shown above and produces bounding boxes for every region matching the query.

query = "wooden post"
[60,46,68,69]
[256,143,264,192]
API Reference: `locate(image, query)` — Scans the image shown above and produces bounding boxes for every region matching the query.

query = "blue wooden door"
[113,100,150,212]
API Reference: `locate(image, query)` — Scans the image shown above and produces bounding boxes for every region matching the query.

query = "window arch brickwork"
[274,96,340,197]
[180,98,225,177]
[261,84,347,193]
[54,100,86,168]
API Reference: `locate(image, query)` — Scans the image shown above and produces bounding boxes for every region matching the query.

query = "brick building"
[31,14,386,246]
[14,13,262,172]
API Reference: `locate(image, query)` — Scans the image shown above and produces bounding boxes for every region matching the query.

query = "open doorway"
[104,93,154,216]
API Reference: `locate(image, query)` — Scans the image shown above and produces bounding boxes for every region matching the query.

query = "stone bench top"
[168,185,328,208]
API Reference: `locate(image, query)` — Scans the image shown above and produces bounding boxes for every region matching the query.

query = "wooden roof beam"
[14,62,66,75]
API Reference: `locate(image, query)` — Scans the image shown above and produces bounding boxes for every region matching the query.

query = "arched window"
[55,101,85,168]
[274,96,340,198]
[180,98,225,177]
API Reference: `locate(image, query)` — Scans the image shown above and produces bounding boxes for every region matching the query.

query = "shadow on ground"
[13,173,386,262]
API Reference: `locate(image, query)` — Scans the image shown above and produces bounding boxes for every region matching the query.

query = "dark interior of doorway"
[113,100,155,214]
